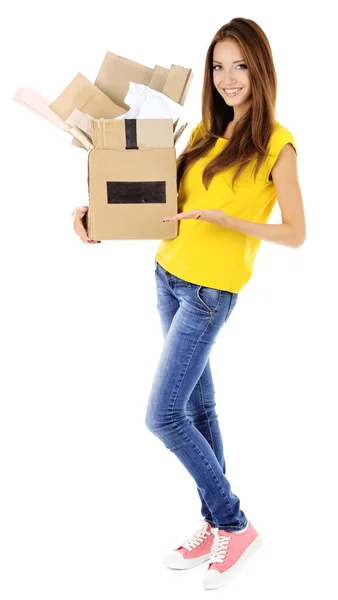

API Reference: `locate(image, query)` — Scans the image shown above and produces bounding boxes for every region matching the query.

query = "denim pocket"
[196,285,222,314]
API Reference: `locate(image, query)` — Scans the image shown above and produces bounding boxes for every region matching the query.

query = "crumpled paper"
[113,81,183,122]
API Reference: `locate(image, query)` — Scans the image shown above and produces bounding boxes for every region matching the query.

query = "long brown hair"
[176,17,278,193]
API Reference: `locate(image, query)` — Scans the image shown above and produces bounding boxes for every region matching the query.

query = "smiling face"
[212,38,252,112]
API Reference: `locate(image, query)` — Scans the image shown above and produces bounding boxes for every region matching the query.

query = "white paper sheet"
[113,81,183,121]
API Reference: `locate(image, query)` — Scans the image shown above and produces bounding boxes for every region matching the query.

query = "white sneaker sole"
[163,549,212,570]
[202,534,263,589]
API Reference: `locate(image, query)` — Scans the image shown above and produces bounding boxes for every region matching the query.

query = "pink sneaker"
[202,521,263,589]
[163,519,215,569]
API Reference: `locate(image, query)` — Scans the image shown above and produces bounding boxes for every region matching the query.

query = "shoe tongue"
[218,529,230,536]
[211,527,232,539]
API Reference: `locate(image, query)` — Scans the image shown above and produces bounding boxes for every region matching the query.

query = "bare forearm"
[223,214,303,248]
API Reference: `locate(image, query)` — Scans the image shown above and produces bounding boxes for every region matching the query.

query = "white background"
[1,1,337,598]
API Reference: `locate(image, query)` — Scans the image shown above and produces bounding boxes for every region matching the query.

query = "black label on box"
[106,181,166,204]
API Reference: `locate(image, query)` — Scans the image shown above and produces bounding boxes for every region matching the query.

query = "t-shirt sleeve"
[266,126,297,182]
[188,120,206,145]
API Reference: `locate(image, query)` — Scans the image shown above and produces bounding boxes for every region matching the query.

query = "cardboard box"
[86,117,183,240]
[47,50,193,239]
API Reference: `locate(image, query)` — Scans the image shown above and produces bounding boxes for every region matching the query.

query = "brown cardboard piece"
[94,51,191,108]
[49,72,126,148]
[49,72,125,121]
[87,118,179,240]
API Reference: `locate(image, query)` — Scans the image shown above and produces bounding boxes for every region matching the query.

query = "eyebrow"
[212,59,246,64]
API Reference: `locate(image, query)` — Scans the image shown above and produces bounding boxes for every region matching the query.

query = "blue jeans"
[145,259,248,532]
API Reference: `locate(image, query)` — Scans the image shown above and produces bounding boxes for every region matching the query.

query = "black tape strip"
[107,181,166,204]
[125,119,139,149]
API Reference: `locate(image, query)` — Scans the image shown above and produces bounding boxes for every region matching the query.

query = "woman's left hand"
[162,209,229,227]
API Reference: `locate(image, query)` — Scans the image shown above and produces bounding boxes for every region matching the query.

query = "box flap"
[162,65,194,106]
[90,118,174,150]
[148,65,170,94]
[49,72,126,121]
[94,51,154,109]
[174,122,188,145]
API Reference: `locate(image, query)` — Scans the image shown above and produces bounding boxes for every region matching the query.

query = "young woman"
[71,17,306,590]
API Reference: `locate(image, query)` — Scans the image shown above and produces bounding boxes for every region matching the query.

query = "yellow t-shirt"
[155,120,297,293]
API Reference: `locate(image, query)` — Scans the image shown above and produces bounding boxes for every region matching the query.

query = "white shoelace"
[207,528,231,564]
[181,522,212,551]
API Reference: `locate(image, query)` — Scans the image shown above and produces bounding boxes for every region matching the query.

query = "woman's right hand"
[71,206,101,244]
